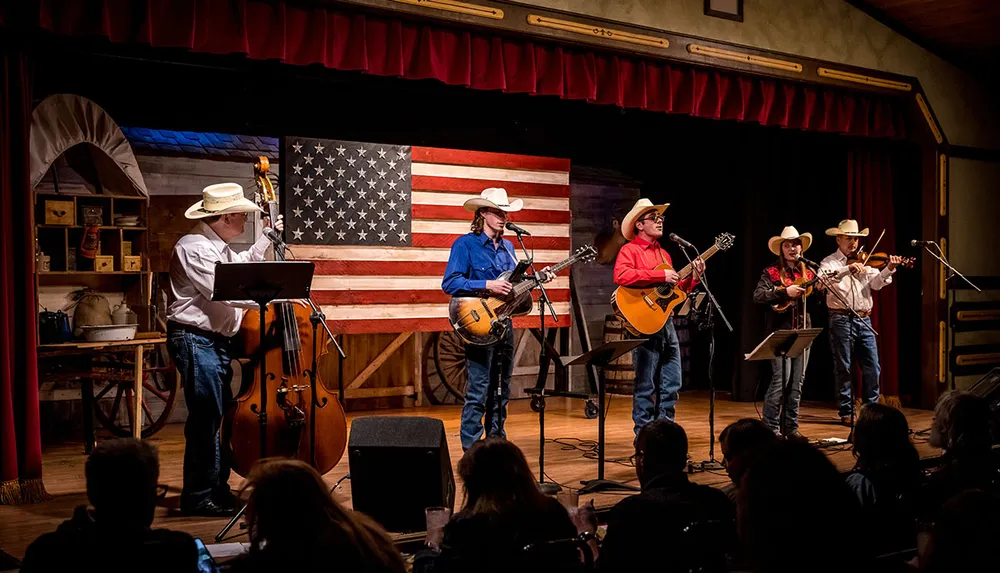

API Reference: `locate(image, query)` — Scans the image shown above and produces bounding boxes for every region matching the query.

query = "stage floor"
[0,392,937,560]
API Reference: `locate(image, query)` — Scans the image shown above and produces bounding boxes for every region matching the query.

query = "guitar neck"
[677,244,721,278]
[508,253,583,298]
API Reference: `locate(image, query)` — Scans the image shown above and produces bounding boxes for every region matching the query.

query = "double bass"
[226,157,347,477]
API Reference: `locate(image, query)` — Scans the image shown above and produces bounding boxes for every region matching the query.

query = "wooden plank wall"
[566,177,641,390]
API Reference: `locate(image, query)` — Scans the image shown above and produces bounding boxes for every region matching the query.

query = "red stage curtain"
[847,148,900,402]
[0,45,47,505]
[37,0,906,138]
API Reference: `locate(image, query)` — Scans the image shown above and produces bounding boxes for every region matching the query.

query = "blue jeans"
[828,313,881,417]
[460,325,514,450]
[763,350,809,434]
[631,319,682,436]
[167,326,234,509]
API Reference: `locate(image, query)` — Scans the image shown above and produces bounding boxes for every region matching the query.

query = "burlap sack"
[71,289,112,336]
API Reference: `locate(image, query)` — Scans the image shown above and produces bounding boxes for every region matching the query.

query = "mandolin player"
[441,188,552,451]
[613,199,704,438]
[819,220,902,426]
[752,226,825,440]
[167,183,282,517]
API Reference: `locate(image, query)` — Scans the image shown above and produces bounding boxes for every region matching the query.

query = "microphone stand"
[512,230,561,494]
[922,241,981,292]
[676,240,732,472]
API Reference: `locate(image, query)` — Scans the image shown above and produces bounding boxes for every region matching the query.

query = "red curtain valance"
[37,0,906,138]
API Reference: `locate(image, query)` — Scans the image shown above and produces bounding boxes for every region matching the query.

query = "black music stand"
[212,260,314,540]
[568,339,647,494]
[745,328,822,437]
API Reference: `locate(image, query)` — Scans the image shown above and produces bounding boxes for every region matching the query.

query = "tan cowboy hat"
[621,198,670,240]
[825,219,869,237]
[463,187,524,213]
[184,183,263,220]
[768,226,813,256]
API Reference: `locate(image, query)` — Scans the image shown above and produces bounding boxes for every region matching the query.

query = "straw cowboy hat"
[463,187,524,213]
[768,226,813,256]
[825,219,869,237]
[621,198,670,241]
[184,183,263,220]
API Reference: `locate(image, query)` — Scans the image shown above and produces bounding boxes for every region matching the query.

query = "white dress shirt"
[167,222,271,336]
[819,249,895,313]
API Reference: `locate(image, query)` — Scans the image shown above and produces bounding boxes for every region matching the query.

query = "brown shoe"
[785,430,808,442]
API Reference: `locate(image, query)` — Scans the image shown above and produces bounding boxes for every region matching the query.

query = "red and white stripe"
[296,147,572,334]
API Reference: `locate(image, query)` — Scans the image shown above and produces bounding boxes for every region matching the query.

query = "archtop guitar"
[449,245,596,346]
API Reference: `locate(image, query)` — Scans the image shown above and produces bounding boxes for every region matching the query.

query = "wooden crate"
[44,200,75,225]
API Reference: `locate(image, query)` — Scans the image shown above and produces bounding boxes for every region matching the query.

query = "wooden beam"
[412,331,424,407]
[332,0,919,96]
[347,332,414,390]
[345,385,417,399]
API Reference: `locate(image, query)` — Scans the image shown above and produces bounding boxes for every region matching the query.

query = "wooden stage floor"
[0,392,938,560]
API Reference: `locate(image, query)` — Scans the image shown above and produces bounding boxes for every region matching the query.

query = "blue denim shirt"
[441,232,519,296]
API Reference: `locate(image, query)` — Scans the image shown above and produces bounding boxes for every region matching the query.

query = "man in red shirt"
[614,199,704,437]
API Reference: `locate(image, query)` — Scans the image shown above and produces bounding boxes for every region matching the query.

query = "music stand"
[212,261,314,540]
[567,339,647,494]
[745,328,822,437]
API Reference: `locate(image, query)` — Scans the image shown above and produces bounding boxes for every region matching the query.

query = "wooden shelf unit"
[34,191,154,343]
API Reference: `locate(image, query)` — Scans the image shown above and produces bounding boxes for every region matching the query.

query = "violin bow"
[865,228,887,260]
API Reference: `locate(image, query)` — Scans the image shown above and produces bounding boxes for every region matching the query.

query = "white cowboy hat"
[463,187,524,213]
[768,226,813,256]
[825,219,869,237]
[621,198,670,241]
[184,183,263,220]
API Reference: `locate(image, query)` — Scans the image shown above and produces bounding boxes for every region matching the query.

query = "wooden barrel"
[601,314,635,395]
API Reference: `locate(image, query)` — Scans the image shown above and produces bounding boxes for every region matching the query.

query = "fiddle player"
[819,220,902,425]
[614,199,704,437]
[752,226,825,439]
[167,183,283,517]
[441,188,552,451]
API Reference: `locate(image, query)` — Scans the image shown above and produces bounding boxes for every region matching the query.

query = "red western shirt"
[613,236,697,292]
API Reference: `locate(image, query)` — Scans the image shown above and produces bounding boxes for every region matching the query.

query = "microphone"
[796,255,821,270]
[668,233,694,249]
[263,227,286,246]
[911,239,935,246]
[504,221,531,236]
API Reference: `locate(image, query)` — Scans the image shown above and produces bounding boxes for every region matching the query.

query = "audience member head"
[458,437,549,515]
[719,418,777,485]
[929,390,992,457]
[924,489,1000,573]
[85,438,160,528]
[634,419,688,488]
[852,403,919,477]
[243,458,405,572]
[738,440,864,572]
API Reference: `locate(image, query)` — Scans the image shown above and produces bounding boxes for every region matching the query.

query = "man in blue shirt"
[442,188,537,450]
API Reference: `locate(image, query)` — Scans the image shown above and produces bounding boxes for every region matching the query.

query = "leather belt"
[167,321,231,342]
[830,308,871,319]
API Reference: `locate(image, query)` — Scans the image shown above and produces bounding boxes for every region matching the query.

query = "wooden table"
[38,336,168,452]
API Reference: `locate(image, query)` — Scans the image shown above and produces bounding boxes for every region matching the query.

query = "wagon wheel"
[422,333,458,405]
[433,331,468,402]
[92,344,178,438]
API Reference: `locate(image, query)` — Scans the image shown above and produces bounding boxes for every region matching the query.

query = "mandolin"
[449,245,596,345]
[611,233,735,336]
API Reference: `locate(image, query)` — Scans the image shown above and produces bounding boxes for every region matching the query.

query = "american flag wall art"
[283,137,572,334]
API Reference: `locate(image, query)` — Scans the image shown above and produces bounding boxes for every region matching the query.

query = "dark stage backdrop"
[31,43,922,406]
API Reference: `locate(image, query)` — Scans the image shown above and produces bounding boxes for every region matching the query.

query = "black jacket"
[20,505,199,573]
[597,473,736,572]
[752,264,821,332]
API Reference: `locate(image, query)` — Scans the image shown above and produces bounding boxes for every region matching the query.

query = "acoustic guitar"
[611,233,735,336]
[449,245,596,346]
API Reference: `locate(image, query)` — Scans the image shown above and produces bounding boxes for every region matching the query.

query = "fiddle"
[226,157,347,477]
[846,249,916,271]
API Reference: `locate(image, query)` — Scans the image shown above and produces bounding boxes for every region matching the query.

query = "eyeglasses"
[640,215,664,223]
